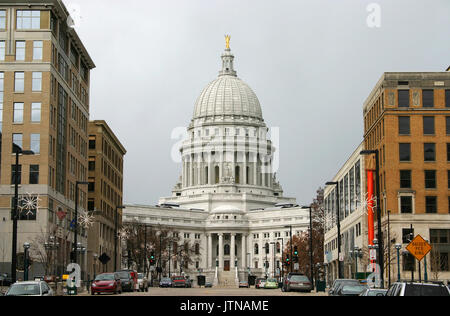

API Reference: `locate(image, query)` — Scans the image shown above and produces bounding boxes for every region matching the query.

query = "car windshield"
[404,284,450,296]
[162,278,171,282]
[95,274,115,281]
[117,272,130,279]
[137,273,144,279]
[267,279,277,283]
[6,284,40,296]
[343,285,366,293]
[290,275,309,282]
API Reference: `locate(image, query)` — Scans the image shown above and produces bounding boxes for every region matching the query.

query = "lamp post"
[424,239,429,282]
[23,242,31,281]
[325,181,343,279]
[360,149,384,288]
[369,238,380,287]
[350,246,362,279]
[11,145,34,283]
[72,181,89,265]
[93,253,98,280]
[301,205,314,289]
[284,225,293,273]
[270,242,276,278]
[387,210,391,287]
[395,244,402,282]
[114,205,126,272]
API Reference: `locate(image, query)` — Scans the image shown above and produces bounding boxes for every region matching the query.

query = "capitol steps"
[218,271,238,288]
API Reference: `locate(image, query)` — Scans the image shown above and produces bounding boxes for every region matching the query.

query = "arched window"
[224,244,230,256]
[216,244,219,256]
[195,243,200,255]
[265,243,269,254]
[235,166,240,184]
[276,242,281,254]
[246,166,250,185]
[254,243,259,255]
[215,166,220,184]
[205,166,209,184]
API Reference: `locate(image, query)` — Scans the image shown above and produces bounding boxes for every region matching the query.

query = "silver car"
[5,281,54,296]
[137,273,149,292]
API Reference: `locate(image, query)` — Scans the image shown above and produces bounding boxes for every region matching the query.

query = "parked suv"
[172,276,187,288]
[386,282,450,296]
[281,273,312,292]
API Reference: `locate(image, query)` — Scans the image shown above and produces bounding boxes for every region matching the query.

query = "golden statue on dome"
[225,35,231,50]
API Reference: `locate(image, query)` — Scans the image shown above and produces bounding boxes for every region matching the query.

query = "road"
[86,287,328,296]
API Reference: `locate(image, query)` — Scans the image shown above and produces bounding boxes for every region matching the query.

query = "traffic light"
[294,246,298,256]
[149,251,155,266]
[285,256,290,266]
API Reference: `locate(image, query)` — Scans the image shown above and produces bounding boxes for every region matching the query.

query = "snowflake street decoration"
[78,212,95,229]
[118,228,130,240]
[360,192,377,215]
[18,193,41,216]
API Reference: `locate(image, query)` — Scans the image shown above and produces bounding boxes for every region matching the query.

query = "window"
[12,133,23,151]
[11,164,22,185]
[424,170,436,189]
[400,170,411,188]
[0,10,5,29]
[30,134,40,154]
[422,90,434,107]
[398,116,410,135]
[398,90,409,107]
[399,143,411,161]
[424,143,436,162]
[447,117,450,135]
[446,90,450,108]
[423,116,435,135]
[402,228,414,244]
[31,103,41,122]
[447,144,450,162]
[425,196,437,213]
[33,41,43,60]
[14,72,24,92]
[13,103,24,123]
[29,165,39,184]
[448,171,450,189]
[254,243,259,255]
[400,196,413,214]
[32,72,42,91]
[17,10,41,30]
[15,41,25,61]
[89,136,96,149]
[402,253,416,271]
[0,41,5,61]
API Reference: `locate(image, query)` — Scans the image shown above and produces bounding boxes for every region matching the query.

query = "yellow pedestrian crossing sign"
[406,235,432,262]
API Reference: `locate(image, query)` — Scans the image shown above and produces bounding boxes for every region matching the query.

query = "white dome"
[211,205,244,214]
[193,75,263,120]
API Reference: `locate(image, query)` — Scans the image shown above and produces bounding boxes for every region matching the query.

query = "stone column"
[253,154,258,186]
[241,234,247,269]
[230,233,236,269]
[207,233,212,269]
[190,154,194,186]
[218,233,224,269]
[243,152,247,185]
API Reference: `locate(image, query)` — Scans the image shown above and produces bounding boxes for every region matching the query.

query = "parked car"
[205,282,213,288]
[159,277,173,288]
[239,280,249,288]
[185,278,193,288]
[5,281,53,296]
[335,284,368,296]
[91,273,122,295]
[386,282,450,296]
[172,276,187,288]
[115,271,135,292]
[0,274,12,287]
[264,278,279,289]
[281,273,312,292]
[255,278,266,289]
[359,288,388,296]
[137,273,149,292]
[328,279,361,296]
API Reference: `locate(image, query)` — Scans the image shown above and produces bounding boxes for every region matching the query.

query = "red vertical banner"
[367,170,375,246]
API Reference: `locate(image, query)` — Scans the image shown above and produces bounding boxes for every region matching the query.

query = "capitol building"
[123,39,309,286]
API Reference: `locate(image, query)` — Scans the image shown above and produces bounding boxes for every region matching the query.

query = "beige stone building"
[87,120,126,278]
[0,0,95,279]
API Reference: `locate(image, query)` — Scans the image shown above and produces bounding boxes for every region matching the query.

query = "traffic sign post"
[406,235,432,283]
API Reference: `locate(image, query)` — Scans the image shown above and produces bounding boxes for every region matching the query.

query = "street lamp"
[369,238,380,287]
[394,244,402,282]
[44,236,59,276]
[270,242,276,278]
[301,205,314,290]
[93,253,98,279]
[325,181,343,279]
[284,225,293,273]
[360,149,384,288]
[114,205,126,271]
[277,237,283,282]
[11,144,34,283]
[23,242,31,281]
[72,181,89,265]
[350,246,362,278]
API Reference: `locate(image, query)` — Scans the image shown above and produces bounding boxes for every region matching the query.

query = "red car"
[172,276,187,288]
[91,273,122,295]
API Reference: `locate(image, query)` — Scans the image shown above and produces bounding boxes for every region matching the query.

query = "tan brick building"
[0,0,95,279]
[87,120,126,277]
[363,71,450,283]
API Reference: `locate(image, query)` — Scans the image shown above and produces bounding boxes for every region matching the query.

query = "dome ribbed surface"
[193,75,263,120]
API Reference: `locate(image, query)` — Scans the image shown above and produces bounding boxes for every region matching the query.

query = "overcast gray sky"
[65,0,450,205]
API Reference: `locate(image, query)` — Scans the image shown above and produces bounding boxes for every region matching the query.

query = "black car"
[159,277,173,288]
[115,271,134,292]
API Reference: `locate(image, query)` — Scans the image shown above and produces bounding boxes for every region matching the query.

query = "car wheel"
[91,292,95,295]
